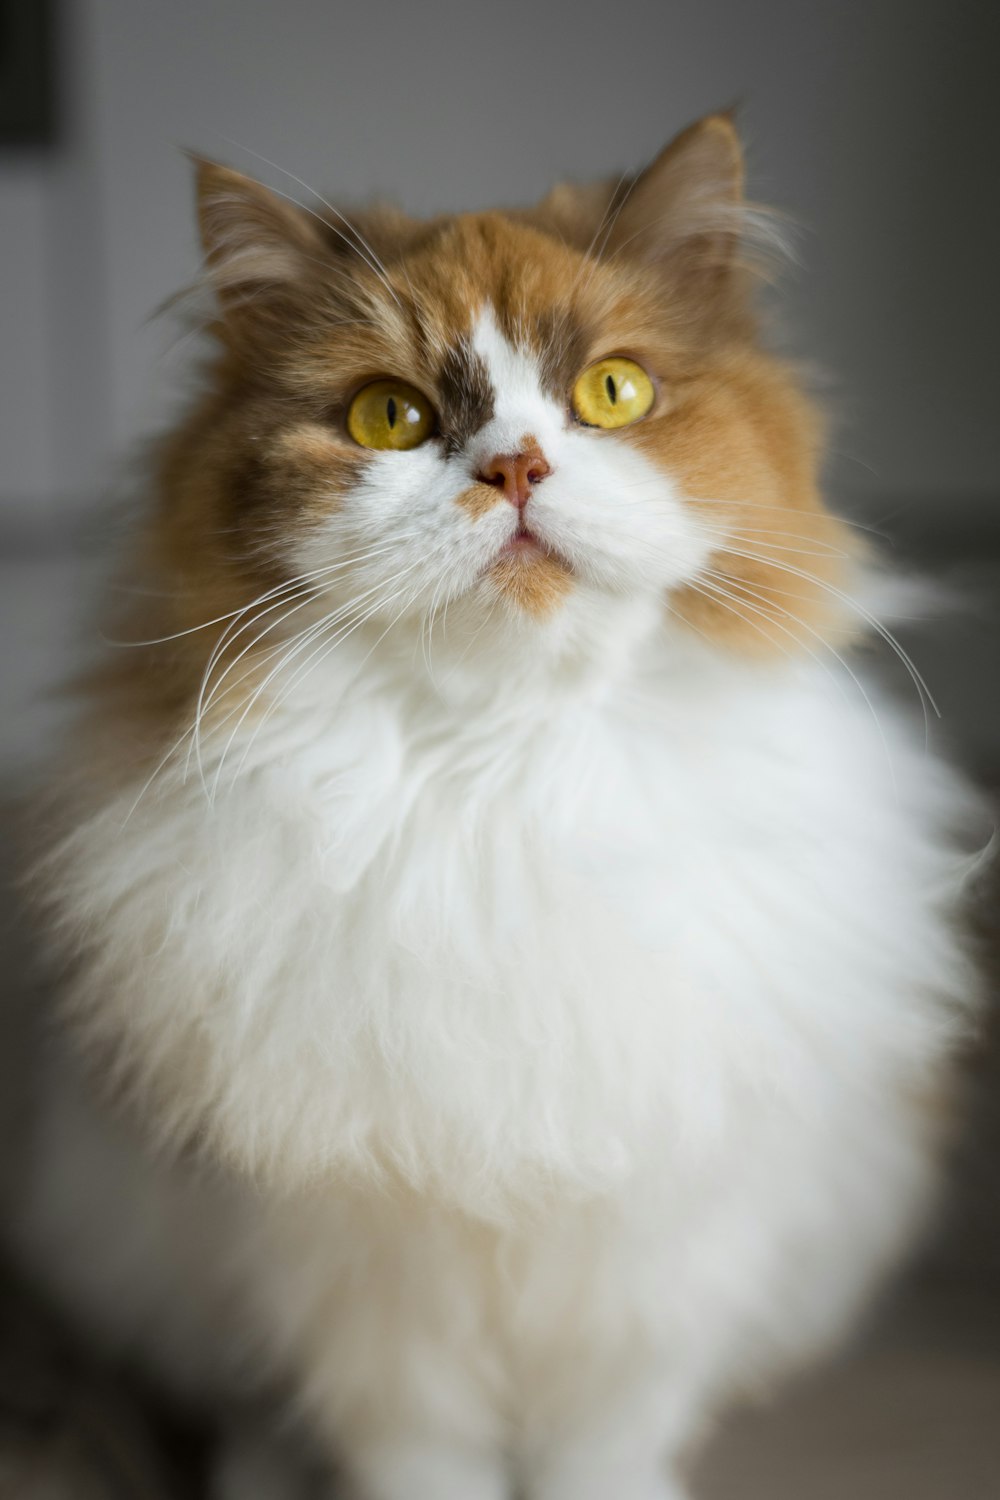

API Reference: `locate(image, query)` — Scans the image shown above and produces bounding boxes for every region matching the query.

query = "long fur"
[16,115,984,1500]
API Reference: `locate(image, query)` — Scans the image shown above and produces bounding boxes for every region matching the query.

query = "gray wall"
[2,0,997,527]
[0,164,55,506]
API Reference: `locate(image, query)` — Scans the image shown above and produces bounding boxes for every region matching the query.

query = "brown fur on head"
[103,114,857,769]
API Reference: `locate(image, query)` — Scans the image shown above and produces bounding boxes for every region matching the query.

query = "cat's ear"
[193,158,326,354]
[604,113,747,304]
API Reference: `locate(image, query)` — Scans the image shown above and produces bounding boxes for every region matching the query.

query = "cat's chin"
[483,534,576,619]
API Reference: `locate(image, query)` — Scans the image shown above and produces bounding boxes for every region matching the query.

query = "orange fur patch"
[650,353,860,653]
[456,483,504,520]
[488,551,574,618]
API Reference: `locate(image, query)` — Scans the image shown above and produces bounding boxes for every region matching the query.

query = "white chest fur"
[53,629,976,1218]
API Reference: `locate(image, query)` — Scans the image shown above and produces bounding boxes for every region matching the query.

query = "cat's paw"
[525,1460,689,1500]
[342,1441,508,1500]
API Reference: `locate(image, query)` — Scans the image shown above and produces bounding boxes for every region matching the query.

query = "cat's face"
[262,219,717,631]
[159,115,852,678]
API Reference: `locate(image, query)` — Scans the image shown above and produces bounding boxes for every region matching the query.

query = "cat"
[16,113,982,1499]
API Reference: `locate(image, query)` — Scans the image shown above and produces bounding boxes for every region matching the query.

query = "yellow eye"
[346,379,436,450]
[571,357,655,430]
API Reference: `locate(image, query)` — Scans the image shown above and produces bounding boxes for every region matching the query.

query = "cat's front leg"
[525,1447,690,1500]
[520,1372,695,1500]
[526,1459,688,1500]
[341,1439,509,1500]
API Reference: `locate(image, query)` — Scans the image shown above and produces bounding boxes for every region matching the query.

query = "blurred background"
[1,0,998,1495]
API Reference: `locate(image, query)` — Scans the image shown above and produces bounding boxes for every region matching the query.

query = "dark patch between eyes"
[494,296,595,407]
[437,343,495,455]
[534,309,595,404]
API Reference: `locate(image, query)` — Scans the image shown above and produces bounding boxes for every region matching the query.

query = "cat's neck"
[300,587,669,720]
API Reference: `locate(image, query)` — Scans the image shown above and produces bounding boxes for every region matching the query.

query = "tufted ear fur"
[194,158,329,358]
[604,114,744,273]
[530,114,758,342]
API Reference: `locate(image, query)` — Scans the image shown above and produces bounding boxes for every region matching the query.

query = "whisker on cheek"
[692,567,898,787]
[223,567,424,793]
[713,544,939,734]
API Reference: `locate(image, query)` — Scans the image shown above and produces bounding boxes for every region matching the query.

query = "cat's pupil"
[386,396,398,429]
[605,375,617,405]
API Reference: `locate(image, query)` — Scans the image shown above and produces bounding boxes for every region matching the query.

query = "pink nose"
[477,448,552,510]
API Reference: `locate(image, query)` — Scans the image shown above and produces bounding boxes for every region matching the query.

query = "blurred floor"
[696,1281,1000,1499]
[1,534,998,1498]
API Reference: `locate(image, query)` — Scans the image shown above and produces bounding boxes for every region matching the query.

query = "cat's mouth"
[480,523,576,615]
[494,524,572,570]
[498,530,543,558]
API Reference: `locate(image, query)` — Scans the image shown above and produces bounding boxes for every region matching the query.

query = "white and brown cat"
[19,114,981,1499]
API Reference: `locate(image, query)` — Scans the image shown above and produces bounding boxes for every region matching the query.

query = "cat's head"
[155,114,855,694]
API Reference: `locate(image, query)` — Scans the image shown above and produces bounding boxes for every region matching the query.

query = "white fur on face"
[292,304,713,631]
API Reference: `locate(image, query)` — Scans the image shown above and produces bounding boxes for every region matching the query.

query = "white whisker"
[224,567,421,793]
[695,566,898,789]
[714,544,939,735]
[207,561,421,800]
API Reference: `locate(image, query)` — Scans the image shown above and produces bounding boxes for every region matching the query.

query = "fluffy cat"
[18,114,982,1499]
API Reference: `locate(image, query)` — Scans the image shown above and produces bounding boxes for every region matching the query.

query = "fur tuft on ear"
[615,114,797,302]
[602,114,763,335]
[192,158,327,355]
[605,113,745,267]
[530,114,789,341]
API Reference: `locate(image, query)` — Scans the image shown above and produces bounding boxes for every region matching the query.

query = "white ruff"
[43,624,976,1202]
